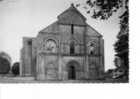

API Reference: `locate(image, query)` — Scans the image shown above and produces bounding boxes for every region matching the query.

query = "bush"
[12,62,20,75]
[0,57,10,74]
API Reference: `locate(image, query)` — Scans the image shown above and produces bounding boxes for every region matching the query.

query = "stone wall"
[20,5,105,80]
[21,37,33,76]
[59,56,85,80]
[36,53,59,80]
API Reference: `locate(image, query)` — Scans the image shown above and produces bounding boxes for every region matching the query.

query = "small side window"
[28,40,32,45]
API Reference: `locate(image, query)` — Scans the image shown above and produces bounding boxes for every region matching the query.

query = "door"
[68,65,76,80]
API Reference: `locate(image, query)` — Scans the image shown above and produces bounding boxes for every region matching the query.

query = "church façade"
[20,4,104,80]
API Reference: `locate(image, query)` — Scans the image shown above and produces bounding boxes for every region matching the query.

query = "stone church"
[20,4,104,80]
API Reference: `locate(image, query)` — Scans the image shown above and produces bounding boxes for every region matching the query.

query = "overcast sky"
[0,0,124,71]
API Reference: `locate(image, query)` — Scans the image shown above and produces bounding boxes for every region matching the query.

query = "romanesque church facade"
[20,4,104,80]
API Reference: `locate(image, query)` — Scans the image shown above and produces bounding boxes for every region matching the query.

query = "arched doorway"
[66,60,80,80]
[68,65,76,80]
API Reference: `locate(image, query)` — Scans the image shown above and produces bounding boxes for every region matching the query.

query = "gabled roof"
[39,21,59,33]
[39,4,102,37]
[57,4,86,25]
[58,4,86,20]
[86,24,102,37]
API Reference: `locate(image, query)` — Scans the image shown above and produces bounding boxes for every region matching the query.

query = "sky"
[0,0,123,71]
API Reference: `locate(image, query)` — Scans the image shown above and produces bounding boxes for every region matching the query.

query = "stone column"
[84,56,89,79]
[84,26,89,79]
[58,57,62,80]
[100,38,105,73]
[98,37,104,78]
[36,54,45,80]
[20,49,23,76]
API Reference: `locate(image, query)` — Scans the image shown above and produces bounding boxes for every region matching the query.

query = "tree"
[0,57,10,74]
[0,52,12,65]
[114,9,129,80]
[12,62,20,75]
[76,0,127,19]
[114,56,121,68]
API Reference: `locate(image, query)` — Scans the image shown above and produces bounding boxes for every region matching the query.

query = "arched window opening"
[45,39,57,53]
[88,42,95,55]
[71,24,74,35]
[70,42,75,54]
[90,50,94,55]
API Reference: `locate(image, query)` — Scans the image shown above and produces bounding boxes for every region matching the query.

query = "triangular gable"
[57,4,86,25]
[39,21,59,33]
[86,24,102,37]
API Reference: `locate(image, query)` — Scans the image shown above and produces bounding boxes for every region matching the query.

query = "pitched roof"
[39,21,59,33]
[39,4,102,37]
[57,4,86,25]
[86,24,102,37]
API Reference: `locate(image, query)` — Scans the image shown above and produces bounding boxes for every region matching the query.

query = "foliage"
[114,4,129,67]
[0,56,10,74]
[0,51,12,65]
[76,0,128,20]
[114,56,122,68]
[106,69,114,74]
[114,33,128,54]
[12,62,20,75]
[114,6,129,80]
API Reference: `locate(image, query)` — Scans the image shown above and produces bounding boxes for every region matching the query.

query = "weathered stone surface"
[20,4,104,81]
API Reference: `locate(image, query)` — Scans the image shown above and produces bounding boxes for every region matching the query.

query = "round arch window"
[45,39,57,53]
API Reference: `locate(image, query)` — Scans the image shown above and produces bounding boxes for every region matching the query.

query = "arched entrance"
[66,60,80,80]
[68,65,76,80]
